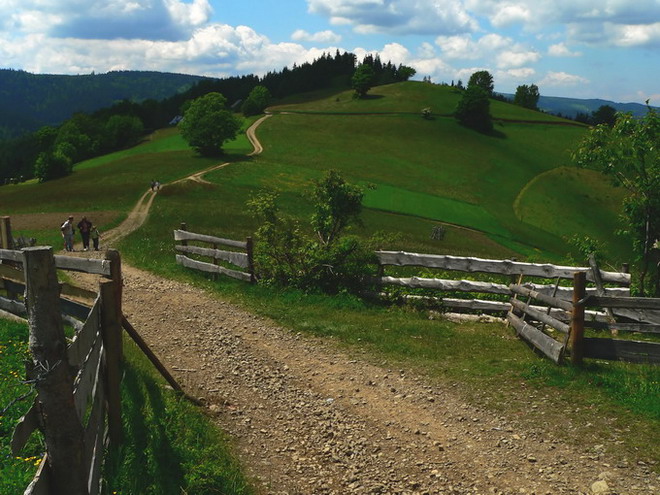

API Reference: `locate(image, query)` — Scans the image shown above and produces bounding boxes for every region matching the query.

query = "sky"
[0,1,658,104]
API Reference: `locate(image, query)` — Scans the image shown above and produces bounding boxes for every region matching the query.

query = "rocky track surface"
[72,264,652,495]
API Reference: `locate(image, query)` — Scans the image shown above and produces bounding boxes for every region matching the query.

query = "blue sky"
[1,1,658,103]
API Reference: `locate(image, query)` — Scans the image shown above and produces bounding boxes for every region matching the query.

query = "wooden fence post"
[104,249,123,361]
[571,271,586,365]
[246,236,255,283]
[1,216,13,249]
[100,279,123,446]
[180,222,188,247]
[22,247,89,495]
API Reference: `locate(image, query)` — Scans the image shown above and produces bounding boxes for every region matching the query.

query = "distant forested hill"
[0,69,209,138]
[498,92,655,119]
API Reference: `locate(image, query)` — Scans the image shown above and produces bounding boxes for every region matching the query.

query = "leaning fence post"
[1,216,13,249]
[571,271,586,365]
[246,236,255,283]
[23,247,88,495]
[100,279,123,445]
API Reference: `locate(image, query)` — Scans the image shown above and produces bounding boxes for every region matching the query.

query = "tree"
[34,150,72,182]
[455,85,492,132]
[467,71,494,97]
[179,92,241,156]
[591,105,617,127]
[573,106,660,295]
[248,170,376,293]
[242,85,271,117]
[103,115,144,150]
[351,64,376,98]
[396,65,416,81]
[514,84,540,110]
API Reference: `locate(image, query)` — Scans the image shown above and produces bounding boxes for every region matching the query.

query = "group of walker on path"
[60,215,101,252]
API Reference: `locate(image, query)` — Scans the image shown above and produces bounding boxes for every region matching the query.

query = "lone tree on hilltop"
[573,105,660,296]
[179,92,241,156]
[351,63,377,98]
[514,84,540,110]
[468,70,494,97]
[455,73,493,133]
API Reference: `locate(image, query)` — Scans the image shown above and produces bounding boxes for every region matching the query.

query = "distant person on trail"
[77,216,93,251]
[61,215,75,252]
[151,180,156,191]
[91,225,101,251]
[155,180,160,191]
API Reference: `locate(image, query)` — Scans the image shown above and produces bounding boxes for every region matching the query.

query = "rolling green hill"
[1,81,629,264]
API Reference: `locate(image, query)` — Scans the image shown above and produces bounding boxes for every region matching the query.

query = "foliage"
[592,105,618,126]
[34,150,73,182]
[179,92,242,156]
[351,64,377,99]
[248,171,377,293]
[0,319,42,494]
[454,85,493,133]
[573,106,660,295]
[242,85,272,117]
[467,71,494,97]
[514,84,540,110]
[566,234,605,264]
[102,114,144,150]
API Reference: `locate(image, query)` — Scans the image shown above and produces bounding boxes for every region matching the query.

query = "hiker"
[151,180,156,191]
[155,180,161,191]
[77,216,93,251]
[91,225,101,251]
[60,215,75,252]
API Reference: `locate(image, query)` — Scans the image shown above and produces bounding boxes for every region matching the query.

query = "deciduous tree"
[514,84,540,110]
[351,64,377,98]
[179,92,241,156]
[455,85,492,133]
[468,71,494,97]
[573,106,660,295]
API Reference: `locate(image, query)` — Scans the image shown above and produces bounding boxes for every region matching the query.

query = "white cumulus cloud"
[291,29,342,43]
[539,71,589,87]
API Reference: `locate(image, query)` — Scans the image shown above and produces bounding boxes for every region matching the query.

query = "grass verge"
[0,318,42,494]
[104,338,253,494]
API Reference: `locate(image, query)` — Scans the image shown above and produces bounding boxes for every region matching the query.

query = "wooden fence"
[169,229,660,365]
[1,218,186,495]
[1,247,122,495]
[174,223,254,282]
[376,250,660,365]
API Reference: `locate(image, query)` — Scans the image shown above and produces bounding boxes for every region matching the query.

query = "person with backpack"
[61,215,75,252]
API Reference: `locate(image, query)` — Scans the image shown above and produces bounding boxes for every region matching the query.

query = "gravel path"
[109,265,656,495]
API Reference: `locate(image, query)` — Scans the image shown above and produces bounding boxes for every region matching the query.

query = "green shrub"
[248,170,377,294]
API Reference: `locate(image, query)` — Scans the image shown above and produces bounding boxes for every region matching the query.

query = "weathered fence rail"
[173,224,254,282]
[376,250,660,365]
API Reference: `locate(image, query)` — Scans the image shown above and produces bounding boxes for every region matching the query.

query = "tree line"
[0,51,415,184]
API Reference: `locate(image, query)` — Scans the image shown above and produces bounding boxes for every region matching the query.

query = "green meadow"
[2,80,657,488]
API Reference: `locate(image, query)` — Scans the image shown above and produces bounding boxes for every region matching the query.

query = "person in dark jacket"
[77,216,93,251]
